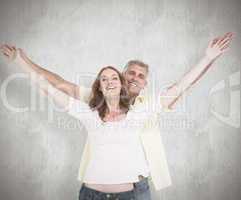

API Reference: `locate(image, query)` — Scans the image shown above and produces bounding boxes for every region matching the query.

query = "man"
[0,32,234,199]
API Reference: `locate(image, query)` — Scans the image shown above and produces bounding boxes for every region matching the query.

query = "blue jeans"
[133,176,152,200]
[78,176,152,200]
[78,184,135,199]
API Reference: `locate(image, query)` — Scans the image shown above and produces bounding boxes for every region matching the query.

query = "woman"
[67,66,152,199]
[0,46,152,199]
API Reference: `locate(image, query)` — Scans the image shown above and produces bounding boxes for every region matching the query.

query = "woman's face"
[99,68,122,99]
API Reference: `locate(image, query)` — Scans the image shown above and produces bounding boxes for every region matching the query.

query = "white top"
[68,97,152,184]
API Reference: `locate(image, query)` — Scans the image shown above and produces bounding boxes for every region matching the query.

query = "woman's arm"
[0,45,75,109]
[160,32,234,110]
[0,45,89,101]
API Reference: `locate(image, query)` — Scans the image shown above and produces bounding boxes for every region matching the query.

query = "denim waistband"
[80,176,149,199]
[80,183,135,199]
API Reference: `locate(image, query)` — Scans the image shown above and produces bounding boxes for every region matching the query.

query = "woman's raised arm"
[0,45,74,110]
[0,45,90,101]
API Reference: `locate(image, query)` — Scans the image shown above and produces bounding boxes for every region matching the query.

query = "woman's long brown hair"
[89,66,130,120]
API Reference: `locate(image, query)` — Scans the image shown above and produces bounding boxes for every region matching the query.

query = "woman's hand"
[0,44,27,64]
[205,32,234,60]
[0,44,18,61]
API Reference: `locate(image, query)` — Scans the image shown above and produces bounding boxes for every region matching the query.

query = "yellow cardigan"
[76,88,172,191]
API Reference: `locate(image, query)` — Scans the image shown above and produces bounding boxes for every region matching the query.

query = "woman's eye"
[113,77,118,80]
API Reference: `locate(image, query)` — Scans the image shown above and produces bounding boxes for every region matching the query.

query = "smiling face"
[124,64,148,96]
[99,68,122,99]
[89,66,130,119]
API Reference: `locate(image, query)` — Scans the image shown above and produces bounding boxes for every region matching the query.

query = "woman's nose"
[107,82,113,87]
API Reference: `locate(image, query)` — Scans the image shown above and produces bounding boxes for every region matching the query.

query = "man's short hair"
[124,60,149,74]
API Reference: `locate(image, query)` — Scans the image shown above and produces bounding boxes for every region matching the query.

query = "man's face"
[123,64,148,95]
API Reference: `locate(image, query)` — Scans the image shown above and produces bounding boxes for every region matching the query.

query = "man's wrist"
[203,54,215,63]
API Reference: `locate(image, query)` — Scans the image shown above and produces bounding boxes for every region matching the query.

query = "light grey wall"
[0,0,240,200]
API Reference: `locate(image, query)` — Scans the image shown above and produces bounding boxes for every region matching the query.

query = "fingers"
[0,44,17,60]
[4,44,14,52]
[220,43,230,51]
[3,52,10,58]
[0,44,16,51]
[212,37,219,45]
[219,37,231,47]
[211,37,220,47]
[212,32,234,51]
[1,45,12,56]
[5,44,13,51]
[216,32,234,46]
[220,34,234,50]
[0,45,9,55]
[216,32,230,45]
[206,32,234,59]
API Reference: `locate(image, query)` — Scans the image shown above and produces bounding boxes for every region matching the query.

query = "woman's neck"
[105,95,121,113]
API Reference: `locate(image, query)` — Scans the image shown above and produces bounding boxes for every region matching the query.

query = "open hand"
[205,32,234,60]
[0,44,27,63]
[0,44,18,62]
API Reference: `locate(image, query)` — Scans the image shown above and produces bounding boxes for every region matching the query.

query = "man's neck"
[129,92,140,105]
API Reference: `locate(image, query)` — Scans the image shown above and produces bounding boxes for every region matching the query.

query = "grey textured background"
[0,0,240,200]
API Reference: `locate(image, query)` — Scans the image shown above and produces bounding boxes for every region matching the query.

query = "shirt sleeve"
[144,86,171,114]
[158,83,176,112]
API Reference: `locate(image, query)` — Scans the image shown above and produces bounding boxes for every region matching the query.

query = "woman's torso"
[86,112,135,192]
[71,103,151,193]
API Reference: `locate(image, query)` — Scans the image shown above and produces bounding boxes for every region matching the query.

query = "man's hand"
[205,32,234,61]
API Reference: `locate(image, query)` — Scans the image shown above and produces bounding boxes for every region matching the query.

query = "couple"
[0,32,234,200]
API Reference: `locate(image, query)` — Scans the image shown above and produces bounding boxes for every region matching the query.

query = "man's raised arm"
[160,32,234,110]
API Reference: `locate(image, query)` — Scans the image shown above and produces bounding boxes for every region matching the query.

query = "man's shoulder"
[134,90,154,105]
[132,91,156,112]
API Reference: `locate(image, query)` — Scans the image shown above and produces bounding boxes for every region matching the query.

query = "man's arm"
[0,45,86,101]
[160,32,234,110]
